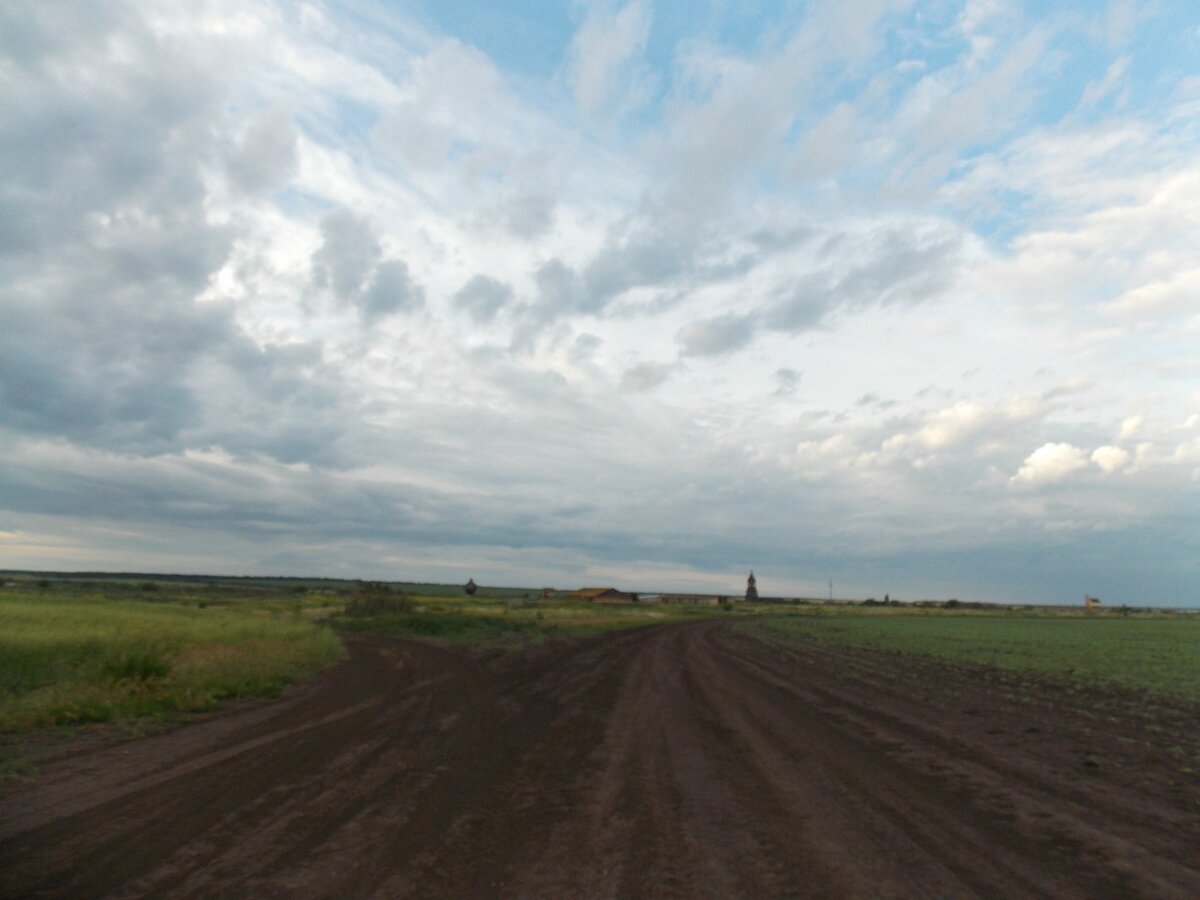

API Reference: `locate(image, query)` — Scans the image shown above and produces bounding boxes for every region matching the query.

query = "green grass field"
[752,610,1200,701]
[0,590,342,733]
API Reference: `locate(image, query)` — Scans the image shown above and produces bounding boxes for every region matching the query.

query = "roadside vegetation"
[0,585,341,734]
[749,608,1200,701]
[329,582,719,641]
[6,571,1196,737]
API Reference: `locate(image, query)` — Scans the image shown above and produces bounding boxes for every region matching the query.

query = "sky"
[1,0,1198,605]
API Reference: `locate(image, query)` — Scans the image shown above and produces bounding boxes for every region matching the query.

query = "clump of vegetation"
[342,582,412,617]
[0,590,341,733]
[100,641,173,681]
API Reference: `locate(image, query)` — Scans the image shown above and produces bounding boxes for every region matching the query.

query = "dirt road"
[3,620,1198,898]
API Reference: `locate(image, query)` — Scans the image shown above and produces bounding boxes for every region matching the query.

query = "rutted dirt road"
[3,620,1199,898]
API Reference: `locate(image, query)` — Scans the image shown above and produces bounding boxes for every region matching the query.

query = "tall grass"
[0,591,342,732]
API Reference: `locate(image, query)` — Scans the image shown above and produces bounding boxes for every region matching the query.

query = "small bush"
[101,643,172,681]
[343,583,413,617]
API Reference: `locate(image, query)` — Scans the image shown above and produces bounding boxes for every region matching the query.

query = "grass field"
[0,590,341,733]
[751,610,1200,701]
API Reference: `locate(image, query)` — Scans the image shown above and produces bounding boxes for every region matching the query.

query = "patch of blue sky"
[298,96,380,162]
[959,192,1038,250]
[273,186,338,220]
[1123,11,1200,96]
[394,0,573,78]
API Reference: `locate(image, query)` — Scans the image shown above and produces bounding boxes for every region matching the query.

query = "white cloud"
[1077,56,1130,114]
[1118,414,1142,440]
[1091,445,1130,473]
[566,1,653,115]
[1100,266,1200,321]
[916,402,986,449]
[1012,443,1089,485]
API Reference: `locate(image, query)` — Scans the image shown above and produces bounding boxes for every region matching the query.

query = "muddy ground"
[2,620,1198,898]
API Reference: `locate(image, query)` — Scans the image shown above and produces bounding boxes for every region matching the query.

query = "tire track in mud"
[2,621,1197,899]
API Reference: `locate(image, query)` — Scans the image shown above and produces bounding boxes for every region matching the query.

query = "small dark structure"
[567,587,634,604]
[464,578,477,596]
[745,571,759,603]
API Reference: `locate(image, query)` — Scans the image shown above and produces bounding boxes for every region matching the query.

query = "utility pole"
[829,579,833,602]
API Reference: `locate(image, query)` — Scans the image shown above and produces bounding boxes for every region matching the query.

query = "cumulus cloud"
[310,208,422,320]
[1118,415,1143,440]
[1091,445,1130,474]
[916,402,987,449]
[1012,443,1089,485]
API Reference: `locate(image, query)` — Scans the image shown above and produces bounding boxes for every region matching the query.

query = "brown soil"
[2,621,1198,899]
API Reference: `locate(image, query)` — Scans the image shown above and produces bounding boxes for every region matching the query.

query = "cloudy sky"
[2,1,1198,604]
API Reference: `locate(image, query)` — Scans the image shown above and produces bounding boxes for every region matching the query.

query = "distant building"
[745,571,759,602]
[659,593,720,606]
[1085,594,1102,611]
[567,587,634,604]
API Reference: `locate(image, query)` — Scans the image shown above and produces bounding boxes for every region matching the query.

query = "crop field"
[749,608,1200,701]
[0,588,341,733]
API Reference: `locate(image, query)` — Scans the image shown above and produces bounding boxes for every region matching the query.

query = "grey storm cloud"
[312,209,382,299]
[518,190,959,345]
[573,332,603,358]
[676,313,756,357]
[311,208,424,319]
[773,368,802,396]
[0,4,360,466]
[500,189,556,239]
[454,274,513,323]
[364,260,424,320]
[522,208,817,337]
[766,223,963,332]
[620,361,677,392]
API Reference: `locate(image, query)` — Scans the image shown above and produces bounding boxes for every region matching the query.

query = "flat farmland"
[2,615,1198,898]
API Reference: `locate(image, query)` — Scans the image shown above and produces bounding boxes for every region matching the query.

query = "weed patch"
[0,592,342,733]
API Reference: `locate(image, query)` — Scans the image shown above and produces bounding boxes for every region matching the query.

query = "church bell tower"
[745,571,759,602]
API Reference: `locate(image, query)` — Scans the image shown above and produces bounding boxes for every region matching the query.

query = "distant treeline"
[0,570,535,600]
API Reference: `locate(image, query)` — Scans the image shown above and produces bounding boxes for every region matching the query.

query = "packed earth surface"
[3,620,1199,899]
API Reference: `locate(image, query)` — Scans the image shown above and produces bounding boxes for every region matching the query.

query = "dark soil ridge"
[2,621,1197,898]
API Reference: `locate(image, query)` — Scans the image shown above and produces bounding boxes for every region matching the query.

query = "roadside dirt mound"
[3,622,1198,898]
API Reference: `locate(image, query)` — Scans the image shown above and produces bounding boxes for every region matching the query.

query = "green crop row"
[752,612,1200,700]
